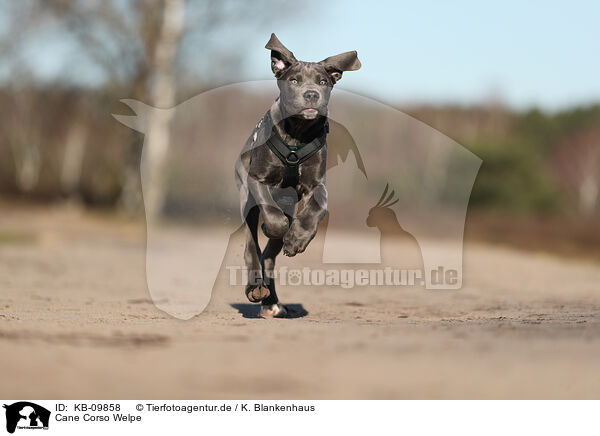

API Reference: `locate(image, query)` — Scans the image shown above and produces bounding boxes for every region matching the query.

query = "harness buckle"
[285,151,299,165]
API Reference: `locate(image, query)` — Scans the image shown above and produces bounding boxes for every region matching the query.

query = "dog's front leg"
[246,174,290,239]
[283,183,327,257]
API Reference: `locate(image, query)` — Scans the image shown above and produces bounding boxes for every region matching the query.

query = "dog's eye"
[290,78,298,84]
[319,79,327,85]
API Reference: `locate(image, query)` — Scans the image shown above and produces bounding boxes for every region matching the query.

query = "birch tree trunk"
[9,90,42,193]
[142,0,186,221]
[60,121,88,198]
[10,133,41,193]
[577,157,599,216]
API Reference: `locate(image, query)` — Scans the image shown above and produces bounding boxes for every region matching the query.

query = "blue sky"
[245,0,600,110]
[3,0,600,110]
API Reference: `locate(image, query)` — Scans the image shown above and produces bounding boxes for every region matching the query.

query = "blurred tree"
[517,105,600,154]
[8,88,42,193]
[142,0,185,220]
[466,139,560,214]
[0,2,46,194]
[1,0,301,215]
[553,125,600,216]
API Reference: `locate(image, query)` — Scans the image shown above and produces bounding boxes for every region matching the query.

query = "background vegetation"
[1,1,599,258]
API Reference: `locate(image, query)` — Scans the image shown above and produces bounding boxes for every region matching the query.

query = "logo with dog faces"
[3,402,50,434]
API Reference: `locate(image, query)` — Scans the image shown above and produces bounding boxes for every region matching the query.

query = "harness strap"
[282,164,299,189]
[265,124,328,167]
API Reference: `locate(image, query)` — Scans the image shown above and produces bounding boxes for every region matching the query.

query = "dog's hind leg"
[243,206,270,303]
[259,238,288,318]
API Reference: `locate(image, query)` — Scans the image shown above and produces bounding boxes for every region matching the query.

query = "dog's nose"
[303,90,319,102]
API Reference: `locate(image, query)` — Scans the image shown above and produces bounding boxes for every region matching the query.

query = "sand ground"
[1,205,599,399]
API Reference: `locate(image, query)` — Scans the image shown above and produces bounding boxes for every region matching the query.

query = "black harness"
[262,111,329,167]
[248,110,328,191]
[266,125,328,167]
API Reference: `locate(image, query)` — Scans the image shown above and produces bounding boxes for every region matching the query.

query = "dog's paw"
[245,284,270,303]
[260,303,288,318]
[283,239,305,257]
[261,208,289,239]
[282,221,311,257]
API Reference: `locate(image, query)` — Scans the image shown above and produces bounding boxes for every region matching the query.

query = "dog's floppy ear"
[319,51,361,84]
[266,33,297,77]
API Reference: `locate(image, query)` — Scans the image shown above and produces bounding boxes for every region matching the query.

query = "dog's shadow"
[230,303,308,319]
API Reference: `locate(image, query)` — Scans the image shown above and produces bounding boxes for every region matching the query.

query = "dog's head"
[266,33,361,120]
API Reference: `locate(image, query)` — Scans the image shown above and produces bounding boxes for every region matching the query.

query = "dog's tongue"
[302,108,318,115]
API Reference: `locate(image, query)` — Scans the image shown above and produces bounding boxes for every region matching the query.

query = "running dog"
[235,34,361,317]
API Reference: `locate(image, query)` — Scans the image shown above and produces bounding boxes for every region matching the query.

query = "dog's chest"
[248,110,326,192]
[259,157,307,190]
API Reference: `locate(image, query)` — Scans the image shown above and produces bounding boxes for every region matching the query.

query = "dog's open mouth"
[301,108,319,118]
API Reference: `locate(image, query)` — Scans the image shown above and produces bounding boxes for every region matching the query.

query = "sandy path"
[1,205,599,399]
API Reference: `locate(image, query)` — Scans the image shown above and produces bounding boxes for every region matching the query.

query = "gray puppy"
[235,34,361,317]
